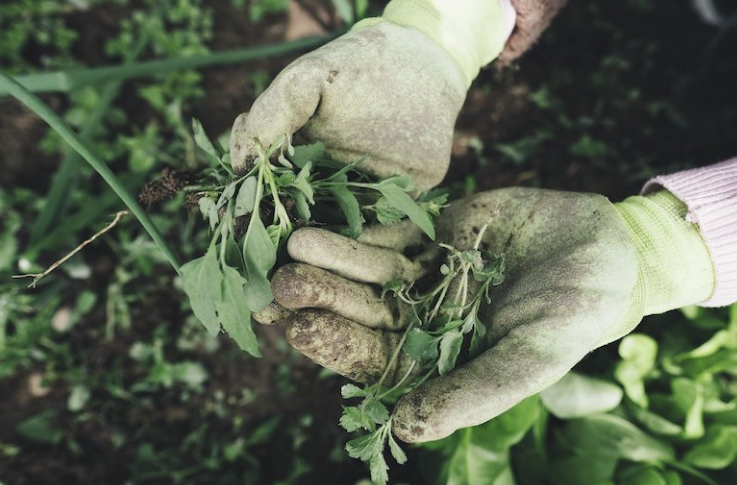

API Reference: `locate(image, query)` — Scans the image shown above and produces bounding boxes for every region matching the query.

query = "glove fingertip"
[229,112,254,175]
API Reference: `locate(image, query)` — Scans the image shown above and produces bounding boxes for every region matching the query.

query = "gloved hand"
[229,0,516,191]
[268,187,715,442]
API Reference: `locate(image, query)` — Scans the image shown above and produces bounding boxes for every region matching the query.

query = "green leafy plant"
[181,120,445,357]
[338,223,505,485]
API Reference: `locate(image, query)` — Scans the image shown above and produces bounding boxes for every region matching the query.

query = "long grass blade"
[0,71,181,273]
[0,33,341,95]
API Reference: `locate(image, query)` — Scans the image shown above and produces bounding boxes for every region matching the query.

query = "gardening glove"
[229,0,518,191]
[270,187,715,443]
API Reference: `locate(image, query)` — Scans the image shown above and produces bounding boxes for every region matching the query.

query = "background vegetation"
[1,0,737,484]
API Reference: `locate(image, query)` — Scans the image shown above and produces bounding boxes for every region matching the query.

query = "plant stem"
[0,71,181,273]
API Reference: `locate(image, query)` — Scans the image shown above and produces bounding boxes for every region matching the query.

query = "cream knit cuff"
[642,158,737,307]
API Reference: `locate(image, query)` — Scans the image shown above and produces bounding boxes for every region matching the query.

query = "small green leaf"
[438,330,463,375]
[328,185,363,239]
[388,433,407,464]
[340,406,374,432]
[403,329,439,367]
[369,452,389,485]
[217,181,238,209]
[381,279,404,299]
[341,383,367,399]
[192,118,222,165]
[346,429,383,461]
[198,197,219,230]
[292,190,311,221]
[244,214,276,274]
[363,398,390,425]
[292,161,315,204]
[375,196,404,225]
[377,183,435,239]
[290,142,325,168]
[234,176,258,217]
[216,266,260,357]
[180,246,223,337]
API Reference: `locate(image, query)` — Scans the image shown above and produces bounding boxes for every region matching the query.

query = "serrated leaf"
[327,185,363,239]
[363,398,390,425]
[235,176,258,217]
[438,330,463,375]
[403,329,439,367]
[340,406,374,432]
[341,383,367,399]
[375,196,404,225]
[377,183,435,239]
[388,433,407,464]
[216,266,260,357]
[180,246,222,337]
[346,430,383,461]
[369,451,389,485]
[290,142,325,168]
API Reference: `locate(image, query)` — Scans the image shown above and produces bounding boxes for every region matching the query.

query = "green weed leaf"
[438,330,463,375]
[363,398,390,425]
[369,452,389,485]
[198,197,219,230]
[328,185,363,239]
[234,176,258,217]
[341,383,367,399]
[180,246,222,337]
[375,196,404,225]
[216,266,260,357]
[377,183,435,239]
[340,406,374,432]
[388,433,407,465]
[403,329,439,367]
[192,118,222,165]
[290,142,325,168]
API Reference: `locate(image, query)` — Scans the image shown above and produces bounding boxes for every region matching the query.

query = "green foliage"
[182,122,441,357]
[339,227,506,484]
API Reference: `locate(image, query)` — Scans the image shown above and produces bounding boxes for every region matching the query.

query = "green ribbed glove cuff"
[600,191,715,345]
[353,0,511,86]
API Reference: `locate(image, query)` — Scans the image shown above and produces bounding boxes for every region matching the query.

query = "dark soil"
[1,0,736,484]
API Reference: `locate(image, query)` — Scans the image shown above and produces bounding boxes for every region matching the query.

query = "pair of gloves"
[228,0,716,443]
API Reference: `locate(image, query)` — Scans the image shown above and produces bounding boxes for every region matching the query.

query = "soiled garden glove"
[270,187,715,443]
[229,0,515,190]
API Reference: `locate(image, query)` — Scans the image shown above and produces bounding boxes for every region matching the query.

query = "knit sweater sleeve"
[642,158,737,307]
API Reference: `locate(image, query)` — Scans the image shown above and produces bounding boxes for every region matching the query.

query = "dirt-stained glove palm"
[229,21,467,191]
[270,188,715,443]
